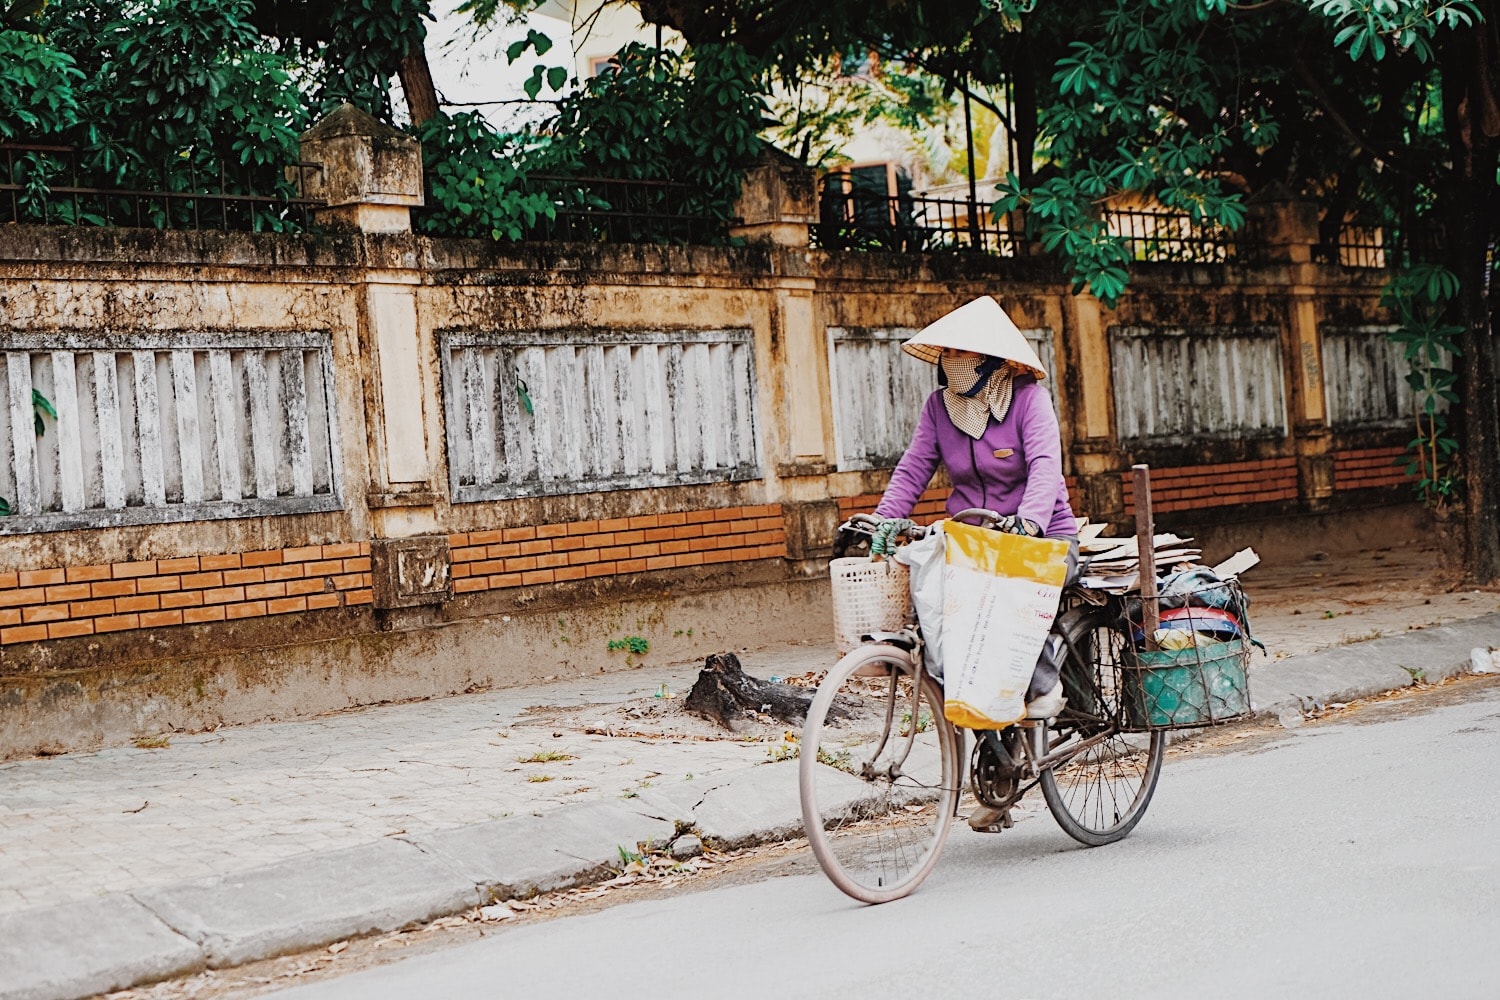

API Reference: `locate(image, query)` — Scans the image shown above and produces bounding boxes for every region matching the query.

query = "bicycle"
[798,510,1167,904]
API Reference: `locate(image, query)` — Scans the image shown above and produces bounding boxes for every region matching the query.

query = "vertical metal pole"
[963,85,980,249]
[1133,464,1160,650]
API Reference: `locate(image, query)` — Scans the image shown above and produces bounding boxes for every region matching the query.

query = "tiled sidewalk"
[0,645,827,916]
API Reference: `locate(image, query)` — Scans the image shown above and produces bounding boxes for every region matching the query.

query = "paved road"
[266,681,1500,1000]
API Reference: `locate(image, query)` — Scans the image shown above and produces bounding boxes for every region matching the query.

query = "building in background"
[417,1,574,130]
[533,0,681,80]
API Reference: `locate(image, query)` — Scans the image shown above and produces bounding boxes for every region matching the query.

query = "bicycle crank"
[970,728,1026,810]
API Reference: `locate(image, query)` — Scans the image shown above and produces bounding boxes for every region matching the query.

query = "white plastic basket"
[829,557,911,657]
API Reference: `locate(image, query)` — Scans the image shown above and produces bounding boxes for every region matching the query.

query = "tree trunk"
[1442,21,1500,584]
[683,652,826,728]
[399,46,441,127]
[1012,42,1037,187]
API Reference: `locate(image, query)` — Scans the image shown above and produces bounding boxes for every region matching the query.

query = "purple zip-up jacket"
[873,376,1076,536]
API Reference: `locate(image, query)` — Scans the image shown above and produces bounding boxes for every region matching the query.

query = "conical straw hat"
[901,296,1047,379]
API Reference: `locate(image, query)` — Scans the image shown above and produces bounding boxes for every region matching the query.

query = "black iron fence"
[1319,227,1389,269]
[814,172,1271,265]
[523,175,733,245]
[1316,220,1443,270]
[813,174,1028,254]
[1107,207,1258,264]
[0,144,324,232]
[4,141,1434,266]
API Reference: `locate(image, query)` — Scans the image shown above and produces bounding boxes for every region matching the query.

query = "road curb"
[1247,614,1500,722]
[0,895,204,1000]
[404,800,678,900]
[4,615,1498,1000]
[132,839,480,969]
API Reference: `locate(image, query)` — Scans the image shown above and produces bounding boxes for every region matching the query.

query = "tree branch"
[874,45,1015,133]
[1291,53,1423,180]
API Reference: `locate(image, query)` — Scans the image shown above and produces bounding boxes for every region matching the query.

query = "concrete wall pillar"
[1063,291,1129,525]
[1250,196,1336,506]
[729,156,837,555]
[778,284,830,466]
[729,153,817,248]
[299,106,449,602]
[299,105,435,519]
[298,104,425,235]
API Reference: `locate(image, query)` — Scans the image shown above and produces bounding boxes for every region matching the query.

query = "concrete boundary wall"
[0,115,1421,756]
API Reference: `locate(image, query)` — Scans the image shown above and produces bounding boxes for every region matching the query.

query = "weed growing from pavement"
[607,635,650,655]
[518,750,577,763]
[900,709,934,735]
[766,739,798,762]
[816,746,855,773]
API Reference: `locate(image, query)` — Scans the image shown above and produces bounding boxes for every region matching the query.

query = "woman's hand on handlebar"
[834,513,928,558]
[949,508,1043,537]
[869,517,915,557]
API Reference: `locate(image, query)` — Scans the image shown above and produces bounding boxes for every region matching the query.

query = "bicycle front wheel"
[1039,614,1165,846]
[799,644,961,904]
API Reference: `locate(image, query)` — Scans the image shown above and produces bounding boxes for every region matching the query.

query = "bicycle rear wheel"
[1039,612,1165,846]
[799,644,960,903]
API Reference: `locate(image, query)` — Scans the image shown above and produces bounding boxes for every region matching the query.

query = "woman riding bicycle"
[803,298,1171,897]
[867,296,1078,823]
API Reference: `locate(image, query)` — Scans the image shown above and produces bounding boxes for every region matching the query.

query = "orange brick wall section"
[1123,459,1299,515]
[0,502,797,646]
[1334,446,1409,490]
[840,478,1082,524]
[448,505,787,594]
[0,544,373,645]
[839,487,950,524]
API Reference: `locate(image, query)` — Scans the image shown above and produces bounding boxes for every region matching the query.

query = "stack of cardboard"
[1072,518,1259,593]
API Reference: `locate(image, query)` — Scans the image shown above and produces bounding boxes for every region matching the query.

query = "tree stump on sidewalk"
[684,652,822,728]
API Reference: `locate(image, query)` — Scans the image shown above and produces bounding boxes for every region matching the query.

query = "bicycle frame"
[834,513,1143,814]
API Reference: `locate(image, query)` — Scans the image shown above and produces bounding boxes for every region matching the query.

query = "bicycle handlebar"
[839,507,1011,545]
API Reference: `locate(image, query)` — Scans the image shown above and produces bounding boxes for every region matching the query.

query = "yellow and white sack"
[940,521,1071,730]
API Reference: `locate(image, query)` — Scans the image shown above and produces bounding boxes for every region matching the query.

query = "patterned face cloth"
[940,354,1015,438]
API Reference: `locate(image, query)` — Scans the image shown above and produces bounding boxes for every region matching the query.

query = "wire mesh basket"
[829,556,910,657]
[1119,582,1254,730]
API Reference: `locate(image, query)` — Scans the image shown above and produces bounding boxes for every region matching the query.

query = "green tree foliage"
[766,49,967,171]
[3,3,765,243]
[552,43,767,213]
[3,0,312,226]
[985,1,1479,305]
[1382,263,1465,505]
[0,27,79,141]
[248,0,433,120]
[413,111,561,241]
[414,42,768,243]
